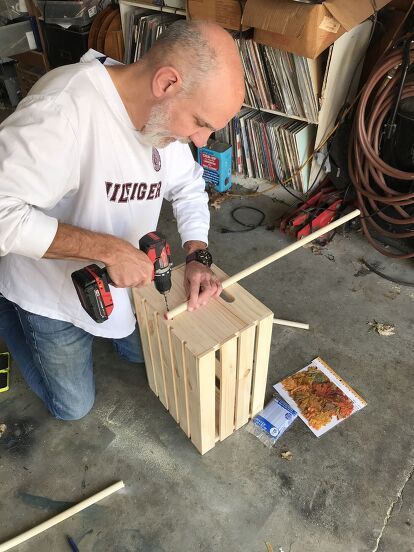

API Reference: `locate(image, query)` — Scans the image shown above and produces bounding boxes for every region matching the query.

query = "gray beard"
[141,103,190,149]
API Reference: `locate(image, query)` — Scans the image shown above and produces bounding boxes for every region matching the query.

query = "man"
[0,21,245,420]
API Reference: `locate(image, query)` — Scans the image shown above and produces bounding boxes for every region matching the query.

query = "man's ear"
[152,66,182,99]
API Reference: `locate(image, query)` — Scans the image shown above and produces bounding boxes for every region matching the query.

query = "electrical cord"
[221,205,266,233]
[360,258,414,287]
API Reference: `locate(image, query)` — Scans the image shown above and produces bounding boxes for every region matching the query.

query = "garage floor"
[1,194,413,552]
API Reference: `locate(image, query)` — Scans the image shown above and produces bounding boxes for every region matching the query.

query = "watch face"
[196,249,213,267]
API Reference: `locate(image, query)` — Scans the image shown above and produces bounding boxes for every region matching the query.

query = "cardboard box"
[187,0,248,31]
[242,0,392,59]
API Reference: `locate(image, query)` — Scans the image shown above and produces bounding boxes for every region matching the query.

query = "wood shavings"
[280,450,293,461]
[368,320,395,336]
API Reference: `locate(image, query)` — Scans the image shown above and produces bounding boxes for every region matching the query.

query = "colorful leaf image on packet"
[281,365,355,430]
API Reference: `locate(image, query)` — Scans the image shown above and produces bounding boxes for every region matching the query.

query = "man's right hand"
[44,223,153,289]
[106,248,153,288]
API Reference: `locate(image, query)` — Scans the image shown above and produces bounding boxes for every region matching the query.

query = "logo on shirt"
[152,148,161,172]
[105,181,162,203]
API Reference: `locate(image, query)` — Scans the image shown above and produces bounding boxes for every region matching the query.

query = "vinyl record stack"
[123,10,184,63]
[213,33,321,192]
[235,35,320,123]
[215,108,316,192]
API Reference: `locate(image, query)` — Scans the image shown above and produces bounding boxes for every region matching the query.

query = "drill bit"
[163,293,170,312]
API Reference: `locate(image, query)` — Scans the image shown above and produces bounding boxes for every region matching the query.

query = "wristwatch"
[186,249,213,268]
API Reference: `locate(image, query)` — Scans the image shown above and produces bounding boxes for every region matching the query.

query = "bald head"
[143,20,245,101]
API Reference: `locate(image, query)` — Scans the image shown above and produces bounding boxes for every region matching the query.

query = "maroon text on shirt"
[105,181,162,203]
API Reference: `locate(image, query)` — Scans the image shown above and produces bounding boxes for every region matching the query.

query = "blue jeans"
[0,295,143,420]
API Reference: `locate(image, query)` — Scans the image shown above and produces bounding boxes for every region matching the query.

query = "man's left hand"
[184,262,222,312]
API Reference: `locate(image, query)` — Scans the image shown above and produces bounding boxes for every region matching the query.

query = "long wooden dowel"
[165,209,360,320]
[0,481,125,552]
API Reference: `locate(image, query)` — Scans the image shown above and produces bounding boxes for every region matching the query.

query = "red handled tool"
[71,232,172,323]
[279,180,345,243]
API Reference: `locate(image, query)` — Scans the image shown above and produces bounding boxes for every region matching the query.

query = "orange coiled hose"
[349,42,414,258]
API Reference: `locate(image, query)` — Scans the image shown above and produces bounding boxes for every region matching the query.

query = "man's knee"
[49,396,95,421]
[112,326,144,363]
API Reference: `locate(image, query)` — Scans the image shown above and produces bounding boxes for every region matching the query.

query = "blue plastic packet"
[246,397,298,448]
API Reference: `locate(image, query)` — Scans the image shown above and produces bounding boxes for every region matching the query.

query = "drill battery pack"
[198,140,232,193]
[71,264,114,323]
[0,352,10,392]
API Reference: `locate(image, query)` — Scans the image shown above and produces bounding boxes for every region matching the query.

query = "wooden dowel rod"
[165,209,360,320]
[273,318,309,330]
[0,481,125,552]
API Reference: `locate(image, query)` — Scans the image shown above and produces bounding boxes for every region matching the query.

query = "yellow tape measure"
[0,352,10,392]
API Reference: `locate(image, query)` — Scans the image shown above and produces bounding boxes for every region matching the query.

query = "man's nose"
[190,129,213,149]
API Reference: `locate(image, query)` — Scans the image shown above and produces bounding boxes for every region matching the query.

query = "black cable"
[221,206,265,233]
[385,37,410,140]
[360,258,414,287]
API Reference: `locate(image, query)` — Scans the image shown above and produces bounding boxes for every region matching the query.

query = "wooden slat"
[185,348,216,454]
[144,302,168,409]
[215,386,220,442]
[157,318,179,422]
[212,265,274,326]
[134,297,157,396]
[218,337,238,441]
[172,300,245,359]
[171,333,190,436]
[235,325,256,429]
[250,315,273,417]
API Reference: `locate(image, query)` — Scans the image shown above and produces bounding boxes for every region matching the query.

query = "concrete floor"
[1,195,413,552]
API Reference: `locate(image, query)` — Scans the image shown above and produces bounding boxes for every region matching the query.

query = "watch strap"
[185,249,212,267]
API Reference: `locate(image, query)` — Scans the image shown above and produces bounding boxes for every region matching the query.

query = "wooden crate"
[133,264,273,454]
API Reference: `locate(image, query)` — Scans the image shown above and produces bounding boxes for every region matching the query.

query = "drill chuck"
[154,266,172,294]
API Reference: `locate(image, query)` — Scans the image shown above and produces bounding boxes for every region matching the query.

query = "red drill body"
[71,232,172,323]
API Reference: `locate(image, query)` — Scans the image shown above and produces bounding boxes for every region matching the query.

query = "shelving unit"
[242,103,313,124]
[118,0,373,193]
[121,0,185,15]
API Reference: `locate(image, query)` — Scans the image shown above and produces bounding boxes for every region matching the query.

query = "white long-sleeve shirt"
[0,54,209,338]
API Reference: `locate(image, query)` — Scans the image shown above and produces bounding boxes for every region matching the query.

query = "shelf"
[242,103,318,124]
[119,0,186,16]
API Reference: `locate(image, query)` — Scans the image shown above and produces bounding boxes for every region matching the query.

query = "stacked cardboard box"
[188,0,392,58]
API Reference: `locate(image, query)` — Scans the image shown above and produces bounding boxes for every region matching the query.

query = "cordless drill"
[71,232,172,323]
